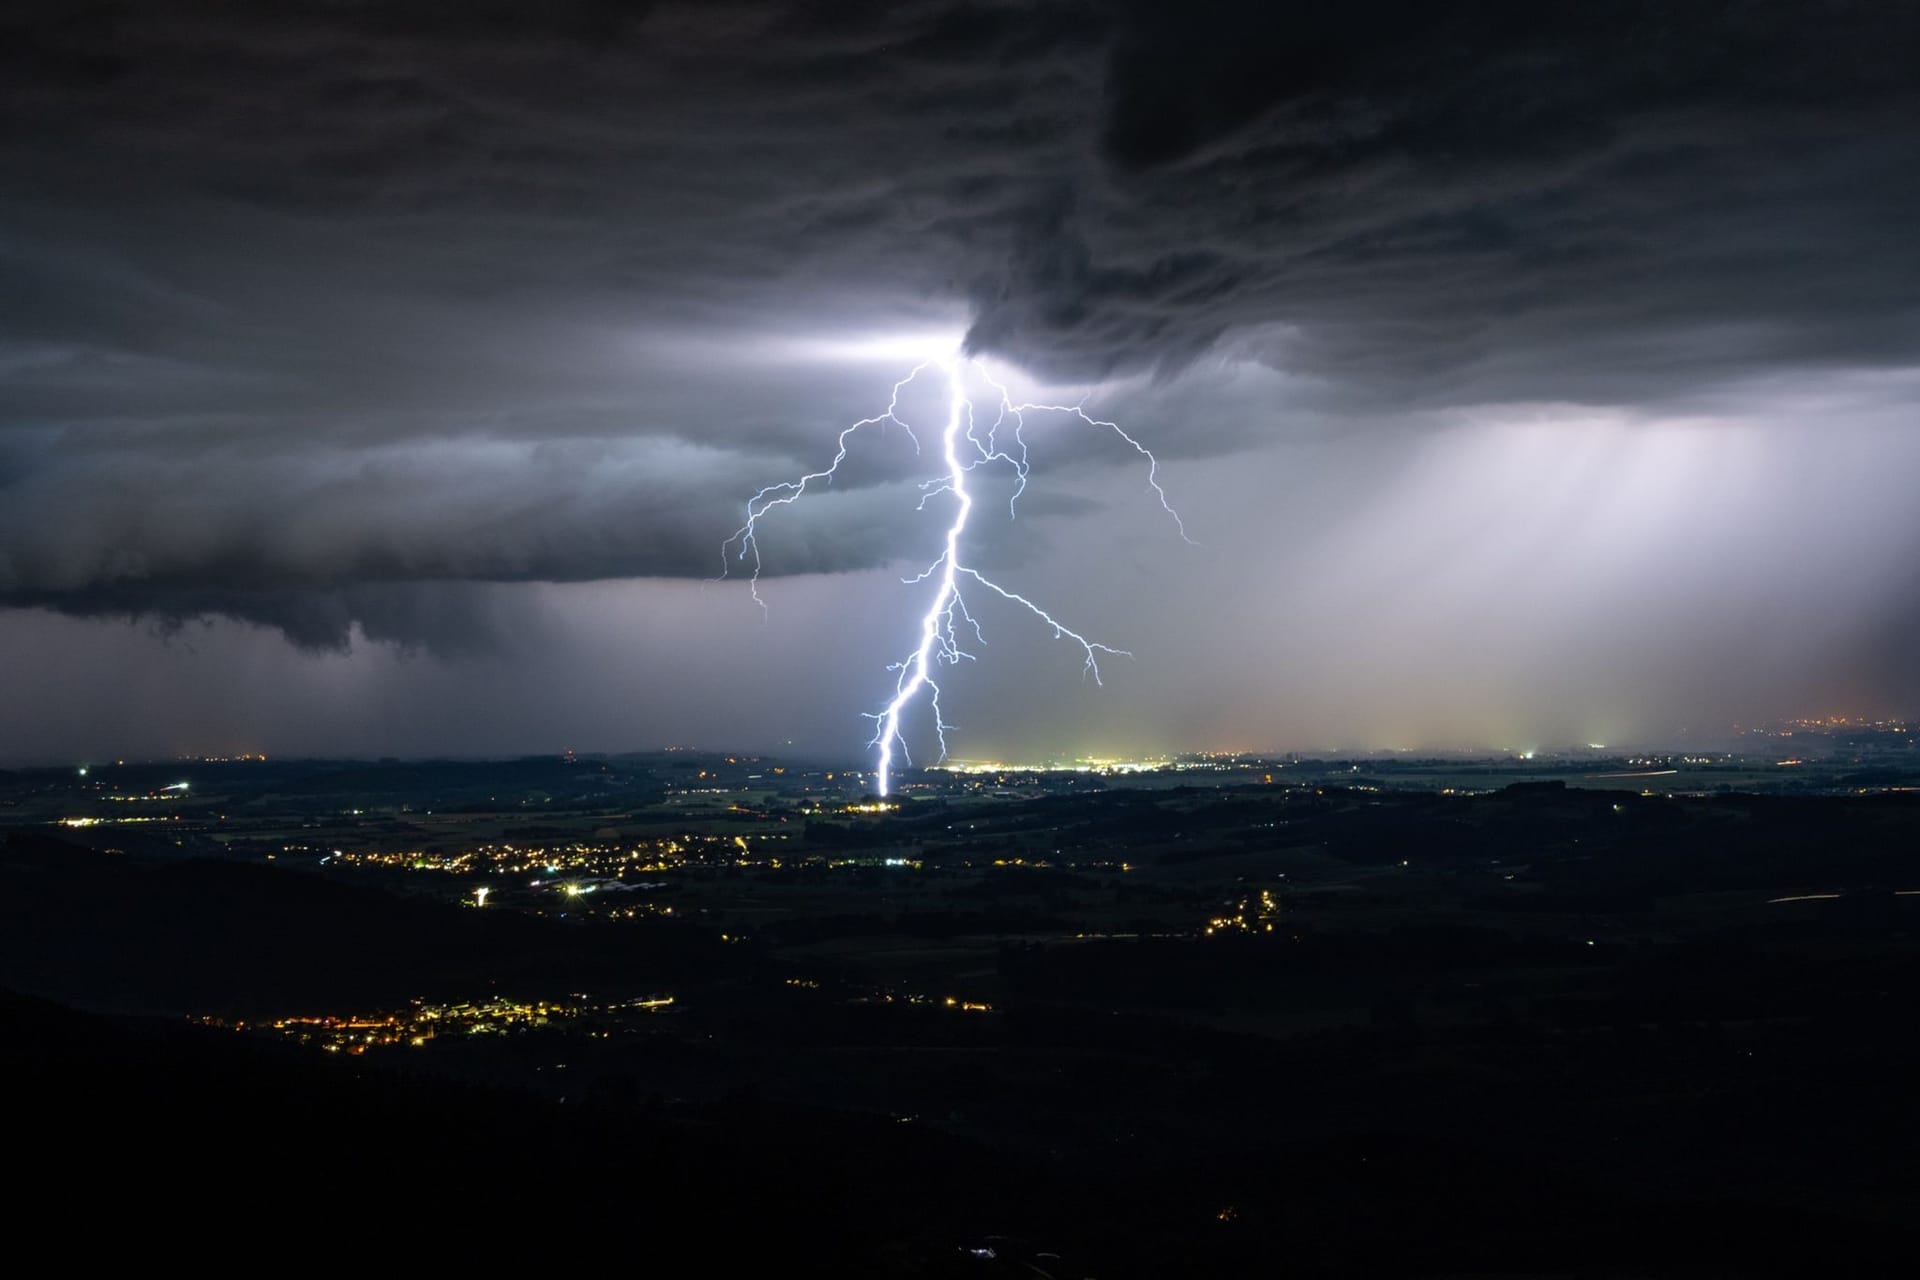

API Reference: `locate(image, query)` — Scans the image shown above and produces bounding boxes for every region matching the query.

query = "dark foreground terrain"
[4,764,1918,1274]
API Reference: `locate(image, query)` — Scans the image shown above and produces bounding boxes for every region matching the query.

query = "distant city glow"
[943,756,1175,775]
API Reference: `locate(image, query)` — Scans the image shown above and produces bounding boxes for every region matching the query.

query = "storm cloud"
[1,1,1916,755]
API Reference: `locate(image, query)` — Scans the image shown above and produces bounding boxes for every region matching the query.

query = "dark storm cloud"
[2,0,1917,649]
[977,1,1920,390]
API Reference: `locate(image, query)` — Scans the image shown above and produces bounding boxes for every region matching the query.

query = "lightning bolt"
[721,352,1190,797]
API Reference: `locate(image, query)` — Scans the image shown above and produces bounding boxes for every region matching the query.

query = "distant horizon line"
[7,721,1913,773]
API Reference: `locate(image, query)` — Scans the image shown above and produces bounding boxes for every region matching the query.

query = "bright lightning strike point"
[720,351,1189,797]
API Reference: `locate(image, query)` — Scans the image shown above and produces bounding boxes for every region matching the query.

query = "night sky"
[4,1,1918,764]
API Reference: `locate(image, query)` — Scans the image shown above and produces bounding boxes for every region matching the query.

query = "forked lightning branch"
[722,353,1190,797]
